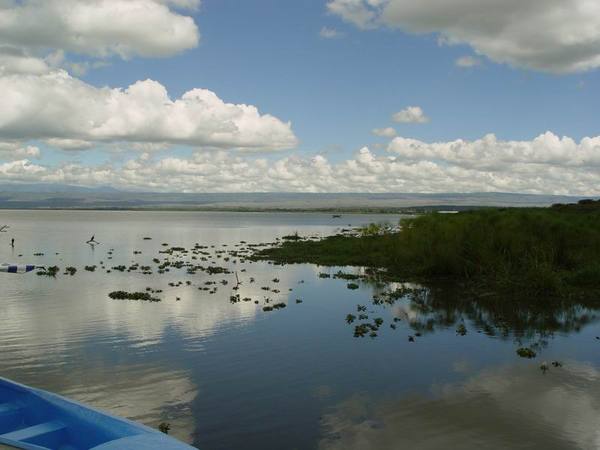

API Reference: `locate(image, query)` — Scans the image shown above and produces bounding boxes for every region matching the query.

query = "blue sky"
[0,0,599,194]
[83,0,599,159]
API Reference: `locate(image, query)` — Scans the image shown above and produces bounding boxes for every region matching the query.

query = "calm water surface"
[0,210,599,450]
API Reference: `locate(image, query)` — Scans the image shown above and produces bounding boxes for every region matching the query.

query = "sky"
[0,0,599,194]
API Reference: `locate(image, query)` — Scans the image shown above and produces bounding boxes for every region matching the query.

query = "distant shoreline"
[0,190,592,212]
[0,205,483,214]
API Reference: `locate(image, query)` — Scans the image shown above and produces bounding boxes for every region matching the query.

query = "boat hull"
[0,378,196,450]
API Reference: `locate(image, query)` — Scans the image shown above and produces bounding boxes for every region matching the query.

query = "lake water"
[0,210,599,450]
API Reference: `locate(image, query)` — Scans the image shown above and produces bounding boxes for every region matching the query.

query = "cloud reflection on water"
[319,363,600,450]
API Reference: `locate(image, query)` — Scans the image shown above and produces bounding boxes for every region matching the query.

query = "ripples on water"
[0,210,599,450]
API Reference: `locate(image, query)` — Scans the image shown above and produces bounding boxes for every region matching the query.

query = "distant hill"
[0,186,594,211]
[0,183,121,194]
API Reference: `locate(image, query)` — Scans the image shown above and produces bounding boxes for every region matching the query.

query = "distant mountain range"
[0,183,594,211]
[0,183,121,194]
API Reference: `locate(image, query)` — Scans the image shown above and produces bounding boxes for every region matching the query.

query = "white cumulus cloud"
[392,106,429,124]
[326,0,383,30]
[387,132,600,169]
[0,46,50,74]
[0,70,298,151]
[319,27,344,39]
[327,0,600,73]
[455,55,481,68]
[0,142,40,160]
[0,0,200,59]
[0,1,296,154]
[372,127,397,138]
[3,132,600,195]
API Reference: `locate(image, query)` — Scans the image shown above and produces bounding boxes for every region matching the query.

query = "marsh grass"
[255,203,600,296]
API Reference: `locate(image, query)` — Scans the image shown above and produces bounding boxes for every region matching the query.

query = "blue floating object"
[0,264,36,274]
[0,377,196,449]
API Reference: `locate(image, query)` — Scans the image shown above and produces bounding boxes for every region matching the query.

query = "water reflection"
[63,368,197,444]
[405,285,600,338]
[357,281,600,351]
[319,363,600,450]
[1,210,599,450]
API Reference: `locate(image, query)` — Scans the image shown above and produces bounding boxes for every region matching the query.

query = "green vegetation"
[333,271,360,280]
[37,266,60,277]
[359,222,386,236]
[254,201,600,296]
[281,232,302,241]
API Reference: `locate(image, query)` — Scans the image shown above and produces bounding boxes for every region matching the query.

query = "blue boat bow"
[0,378,196,450]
